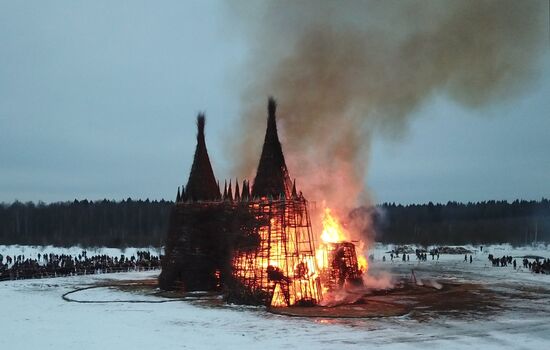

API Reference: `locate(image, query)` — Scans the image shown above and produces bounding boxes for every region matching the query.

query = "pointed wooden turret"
[176,187,181,202]
[291,179,297,198]
[185,114,221,201]
[251,97,292,198]
[223,180,228,200]
[241,180,249,201]
[181,185,187,202]
[235,179,241,202]
[227,180,233,202]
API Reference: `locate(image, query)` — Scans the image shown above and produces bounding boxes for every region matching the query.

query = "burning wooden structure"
[317,242,364,291]
[230,99,322,306]
[159,98,323,306]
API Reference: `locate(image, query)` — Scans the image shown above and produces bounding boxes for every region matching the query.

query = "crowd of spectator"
[0,250,161,281]
[527,258,550,274]
[383,248,438,263]
[379,246,549,276]
[488,254,549,274]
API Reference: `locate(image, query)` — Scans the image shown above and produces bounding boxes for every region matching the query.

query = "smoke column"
[229,0,547,235]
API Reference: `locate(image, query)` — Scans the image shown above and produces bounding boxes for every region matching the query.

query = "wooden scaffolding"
[232,196,323,307]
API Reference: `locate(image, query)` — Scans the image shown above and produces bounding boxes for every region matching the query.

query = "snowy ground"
[1,244,549,349]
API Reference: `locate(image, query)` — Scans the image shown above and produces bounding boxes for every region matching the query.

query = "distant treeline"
[371,199,550,245]
[0,199,548,247]
[0,199,172,247]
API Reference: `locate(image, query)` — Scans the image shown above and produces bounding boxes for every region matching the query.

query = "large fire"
[232,202,368,307]
[317,207,368,273]
[232,198,324,307]
[320,208,347,243]
[168,98,372,308]
[315,207,368,294]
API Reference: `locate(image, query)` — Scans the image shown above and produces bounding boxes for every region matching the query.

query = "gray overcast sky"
[1,0,549,204]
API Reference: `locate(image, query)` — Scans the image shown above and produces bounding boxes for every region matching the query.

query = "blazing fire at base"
[159,98,366,307]
[316,208,367,294]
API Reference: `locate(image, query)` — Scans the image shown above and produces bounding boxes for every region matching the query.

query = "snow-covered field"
[1,244,549,350]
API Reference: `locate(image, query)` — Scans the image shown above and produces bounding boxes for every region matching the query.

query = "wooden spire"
[227,179,233,202]
[181,185,186,202]
[241,180,249,201]
[185,114,221,201]
[251,97,292,198]
[235,179,241,202]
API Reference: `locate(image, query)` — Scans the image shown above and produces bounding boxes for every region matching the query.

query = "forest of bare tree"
[0,198,548,247]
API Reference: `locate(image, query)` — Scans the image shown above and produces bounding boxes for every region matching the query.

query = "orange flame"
[357,254,368,273]
[320,207,349,243]
[316,207,368,274]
